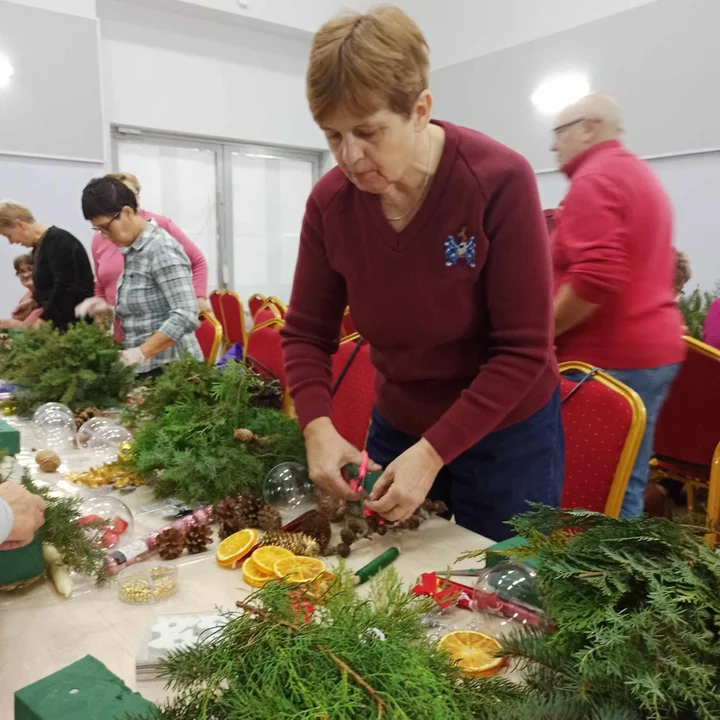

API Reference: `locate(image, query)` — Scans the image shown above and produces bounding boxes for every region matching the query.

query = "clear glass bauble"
[88,424,132,463]
[79,496,134,549]
[263,462,312,510]
[33,408,76,453]
[470,561,543,627]
[77,417,117,449]
[32,402,74,425]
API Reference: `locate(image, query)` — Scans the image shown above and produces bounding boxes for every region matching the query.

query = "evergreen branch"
[236,600,387,717]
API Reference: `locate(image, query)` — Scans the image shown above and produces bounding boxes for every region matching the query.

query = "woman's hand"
[304,417,379,499]
[365,439,444,522]
[12,298,38,322]
[197,297,212,314]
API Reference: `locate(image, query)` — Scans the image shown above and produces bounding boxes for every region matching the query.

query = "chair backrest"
[196,311,223,365]
[340,307,357,340]
[654,337,720,467]
[559,362,646,517]
[245,318,286,386]
[253,300,282,327]
[330,336,375,450]
[218,290,247,347]
[248,294,266,319]
[267,296,287,318]
[209,290,224,320]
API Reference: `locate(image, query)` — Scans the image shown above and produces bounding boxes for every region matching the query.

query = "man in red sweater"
[552,93,685,518]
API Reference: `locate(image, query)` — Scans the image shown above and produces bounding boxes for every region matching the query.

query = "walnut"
[36,450,61,473]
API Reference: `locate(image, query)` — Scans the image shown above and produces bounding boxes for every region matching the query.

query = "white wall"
[431,0,720,170]
[115,0,363,35]
[394,0,660,70]
[100,0,325,150]
[3,0,96,18]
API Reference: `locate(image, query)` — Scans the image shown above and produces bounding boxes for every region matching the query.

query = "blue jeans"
[605,364,681,518]
[366,388,565,542]
[567,364,680,518]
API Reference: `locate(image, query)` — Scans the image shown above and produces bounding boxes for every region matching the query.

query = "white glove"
[75,297,113,319]
[121,347,145,367]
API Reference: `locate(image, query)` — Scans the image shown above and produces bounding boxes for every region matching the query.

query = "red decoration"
[411,573,467,610]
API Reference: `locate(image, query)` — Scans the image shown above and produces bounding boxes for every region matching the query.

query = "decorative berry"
[340,527,357,546]
[335,543,351,558]
[407,516,421,530]
[376,523,388,536]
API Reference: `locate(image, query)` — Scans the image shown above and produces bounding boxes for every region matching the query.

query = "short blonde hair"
[0,201,34,232]
[106,172,141,194]
[307,5,429,123]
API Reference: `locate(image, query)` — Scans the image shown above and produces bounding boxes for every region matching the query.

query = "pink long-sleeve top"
[14,290,43,327]
[92,209,208,307]
[703,298,720,350]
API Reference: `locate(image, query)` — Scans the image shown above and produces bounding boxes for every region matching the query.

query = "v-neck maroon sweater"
[282,121,558,464]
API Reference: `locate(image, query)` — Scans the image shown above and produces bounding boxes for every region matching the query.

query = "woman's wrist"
[303,416,333,439]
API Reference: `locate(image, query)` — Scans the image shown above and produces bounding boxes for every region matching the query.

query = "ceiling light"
[0,54,14,89]
[531,73,590,115]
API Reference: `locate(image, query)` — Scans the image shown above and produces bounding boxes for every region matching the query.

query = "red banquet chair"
[559,362,646,518]
[218,290,248,349]
[244,318,286,387]
[195,311,223,365]
[649,337,720,545]
[340,307,357,340]
[330,335,375,450]
[248,294,267,319]
[267,296,288,319]
[253,299,282,326]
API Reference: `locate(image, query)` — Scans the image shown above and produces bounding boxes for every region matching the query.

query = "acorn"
[376,523,388,536]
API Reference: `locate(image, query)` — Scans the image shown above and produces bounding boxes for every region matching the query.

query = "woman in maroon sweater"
[281,6,563,541]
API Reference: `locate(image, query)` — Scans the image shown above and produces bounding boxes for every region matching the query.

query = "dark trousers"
[366,387,565,542]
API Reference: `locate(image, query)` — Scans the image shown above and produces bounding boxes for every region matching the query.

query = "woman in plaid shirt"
[79,177,202,378]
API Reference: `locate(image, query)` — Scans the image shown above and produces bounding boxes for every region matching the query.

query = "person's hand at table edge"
[365,438,443,522]
[304,417,380,500]
[0,483,46,550]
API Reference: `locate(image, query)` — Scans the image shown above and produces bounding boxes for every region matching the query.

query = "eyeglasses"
[552,117,585,135]
[15,268,32,277]
[92,211,121,236]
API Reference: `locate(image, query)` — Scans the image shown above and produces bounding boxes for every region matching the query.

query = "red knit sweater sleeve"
[281,195,347,429]
[561,174,631,305]
[423,156,556,463]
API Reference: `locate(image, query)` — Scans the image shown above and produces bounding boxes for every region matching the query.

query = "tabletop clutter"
[0,340,717,718]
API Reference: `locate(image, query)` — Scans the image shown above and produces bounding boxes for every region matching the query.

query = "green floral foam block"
[15,655,156,720]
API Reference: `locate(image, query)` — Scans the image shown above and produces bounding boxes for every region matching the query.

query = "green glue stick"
[353,547,400,585]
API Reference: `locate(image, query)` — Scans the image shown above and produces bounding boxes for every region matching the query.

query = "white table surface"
[0,417,498,715]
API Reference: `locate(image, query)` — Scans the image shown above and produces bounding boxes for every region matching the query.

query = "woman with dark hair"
[0,255,44,329]
[281,7,563,541]
[0,201,93,331]
[79,177,202,378]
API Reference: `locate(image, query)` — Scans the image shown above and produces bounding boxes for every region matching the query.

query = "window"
[112,128,320,304]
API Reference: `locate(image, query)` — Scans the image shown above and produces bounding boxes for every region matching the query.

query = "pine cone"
[257,504,282,532]
[258,531,319,557]
[248,377,283,409]
[214,496,238,525]
[184,523,213,554]
[155,527,185,560]
[36,450,61,473]
[218,521,239,541]
[236,494,263,527]
[315,492,346,522]
[74,406,104,430]
[300,511,332,552]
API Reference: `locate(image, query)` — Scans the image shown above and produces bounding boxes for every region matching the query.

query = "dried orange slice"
[274,555,326,583]
[305,571,336,601]
[216,528,257,566]
[252,545,294,574]
[242,557,275,588]
[438,631,504,679]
